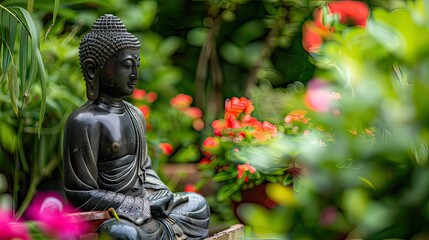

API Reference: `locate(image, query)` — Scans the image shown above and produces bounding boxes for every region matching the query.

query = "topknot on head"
[91,14,128,33]
[79,14,140,71]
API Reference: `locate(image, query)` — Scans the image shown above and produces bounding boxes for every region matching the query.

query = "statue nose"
[131,67,138,80]
[131,73,138,80]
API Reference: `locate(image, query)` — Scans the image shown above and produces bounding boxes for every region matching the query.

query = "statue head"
[79,14,140,100]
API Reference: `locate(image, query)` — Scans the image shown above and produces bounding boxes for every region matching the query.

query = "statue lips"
[128,82,136,89]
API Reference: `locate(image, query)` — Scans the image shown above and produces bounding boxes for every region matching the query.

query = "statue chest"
[97,112,138,162]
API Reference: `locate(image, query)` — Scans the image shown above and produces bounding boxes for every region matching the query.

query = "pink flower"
[0,208,30,240]
[237,162,257,182]
[131,89,146,100]
[305,79,332,112]
[170,94,193,109]
[159,143,173,155]
[320,206,338,226]
[26,192,89,240]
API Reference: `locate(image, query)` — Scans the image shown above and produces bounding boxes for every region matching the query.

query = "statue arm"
[125,102,170,192]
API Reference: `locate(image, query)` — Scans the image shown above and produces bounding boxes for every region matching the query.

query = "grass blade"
[19,26,28,107]
[7,63,19,116]
[1,11,12,83]
[25,45,37,96]
[18,7,47,136]
[35,49,47,137]
[44,0,60,40]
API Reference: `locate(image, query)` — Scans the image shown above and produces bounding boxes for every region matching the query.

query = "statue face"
[99,48,140,98]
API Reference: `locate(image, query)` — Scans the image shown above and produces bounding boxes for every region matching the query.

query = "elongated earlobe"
[83,59,99,100]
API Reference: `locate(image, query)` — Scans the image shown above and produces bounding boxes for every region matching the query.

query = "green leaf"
[212,171,236,182]
[159,36,182,57]
[7,63,18,116]
[281,174,293,186]
[44,0,60,40]
[367,11,403,55]
[19,26,27,105]
[0,121,17,152]
[1,11,13,83]
[25,44,38,96]
[36,46,47,137]
[217,183,241,201]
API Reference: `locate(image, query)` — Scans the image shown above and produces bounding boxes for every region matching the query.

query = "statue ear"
[82,59,99,100]
[83,59,97,81]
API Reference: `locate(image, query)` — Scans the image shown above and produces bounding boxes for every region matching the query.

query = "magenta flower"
[0,208,30,240]
[26,192,90,240]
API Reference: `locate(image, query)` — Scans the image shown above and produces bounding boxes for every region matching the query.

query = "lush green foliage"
[227,0,429,238]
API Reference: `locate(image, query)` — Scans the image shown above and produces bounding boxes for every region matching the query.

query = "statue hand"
[149,192,189,218]
[147,190,173,206]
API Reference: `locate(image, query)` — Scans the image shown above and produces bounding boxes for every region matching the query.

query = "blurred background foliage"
[4,0,429,238]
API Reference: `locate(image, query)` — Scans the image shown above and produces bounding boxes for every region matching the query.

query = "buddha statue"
[63,14,210,239]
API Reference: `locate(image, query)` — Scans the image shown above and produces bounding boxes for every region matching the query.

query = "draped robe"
[63,100,209,239]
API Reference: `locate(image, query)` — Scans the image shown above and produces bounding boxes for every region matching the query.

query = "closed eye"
[122,60,133,68]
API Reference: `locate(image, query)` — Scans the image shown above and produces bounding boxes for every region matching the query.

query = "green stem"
[15,157,58,218]
[13,151,20,217]
[27,0,33,13]
[108,208,120,221]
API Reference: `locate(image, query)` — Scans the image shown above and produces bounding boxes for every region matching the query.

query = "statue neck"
[98,92,124,106]
[96,93,126,113]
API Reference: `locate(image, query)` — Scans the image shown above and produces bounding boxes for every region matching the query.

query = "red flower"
[159,143,173,155]
[184,183,199,193]
[237,162,257,182]
[302,20,330,53]
[199,157,212,165]
[328,1,369,27]
[193,119,205,131]
[182,107,203,119]
[284,109,309,124]
[202,137,219,150]
[170,94,193,109]
[131,89,146,100]
[241,115,261,128]
[211,119,226,136]
[138,105,151,118]
[302,0,369,53]
[225,113,242,130]
[250,121,278,141]
[225,97,254,117]
[145,91,158,103]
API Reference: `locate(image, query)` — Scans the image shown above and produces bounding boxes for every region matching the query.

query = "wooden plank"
[205,224,244,240]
